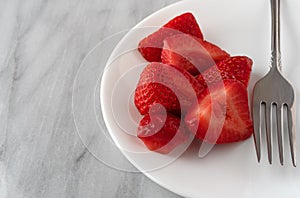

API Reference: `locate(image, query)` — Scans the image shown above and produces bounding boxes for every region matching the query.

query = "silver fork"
[252,0,296,166]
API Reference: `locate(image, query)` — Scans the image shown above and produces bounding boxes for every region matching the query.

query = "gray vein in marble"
[75,147,88,164]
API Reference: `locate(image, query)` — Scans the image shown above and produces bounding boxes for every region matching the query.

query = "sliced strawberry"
[163,13,203,38]
[196,56,253,88]
[137,113,188,154]
[201,41,230,63]
[134,62,203,115]
[138,12,203,62]
[185,80,253,144]
[161,34,230,75]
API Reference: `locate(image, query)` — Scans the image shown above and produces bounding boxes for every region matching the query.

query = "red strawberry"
[161,34,230,75]
[138,13,203,62]
[134,62,203,115]
[185,80,253,144]
[201,41,230,63]
[137,113,188,154]
[196,56,253,88]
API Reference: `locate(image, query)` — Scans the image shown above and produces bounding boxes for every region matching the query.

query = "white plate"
[101,0,300,197]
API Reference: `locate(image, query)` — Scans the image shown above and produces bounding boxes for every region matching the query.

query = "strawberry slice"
[138,12,203,62]
[134,62,203,115]
[196,56,253,88]
[137,113,188,154]
[161,34,230,75]
[185,80,253,144]
[201,41,230,63]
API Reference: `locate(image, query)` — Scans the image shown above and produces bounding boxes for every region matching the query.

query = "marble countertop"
[0,0,182,197]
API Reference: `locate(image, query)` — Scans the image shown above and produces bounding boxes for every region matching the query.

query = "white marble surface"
[0,0,182,197]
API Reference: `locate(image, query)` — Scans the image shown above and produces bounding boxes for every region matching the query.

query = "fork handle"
[270,0,282,71]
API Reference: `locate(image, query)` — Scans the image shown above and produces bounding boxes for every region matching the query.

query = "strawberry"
[137,113,188,154]
[138,12,203,62]
[185,80,253,144]
[201,41,230,63]
[196,56,253,88]
[134,62,203,115]
[161,34,230,75]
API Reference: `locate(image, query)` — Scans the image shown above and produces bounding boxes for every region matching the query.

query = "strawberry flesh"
[138,12,204,62]
[137,113,188,154]
[134,62,203,115]
[196,56,253,88]
[161,34,230,75]
[185,80,253,144]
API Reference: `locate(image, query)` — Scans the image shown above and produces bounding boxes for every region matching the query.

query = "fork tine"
[276,104,284,165]
[253,102,261,162]
[287,106,296,167]
[265,103,273,164]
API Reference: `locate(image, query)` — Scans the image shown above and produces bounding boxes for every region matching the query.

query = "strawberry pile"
[134,13,254,153]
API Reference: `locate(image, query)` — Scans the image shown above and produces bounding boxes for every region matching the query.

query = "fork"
[252,0,296,166]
